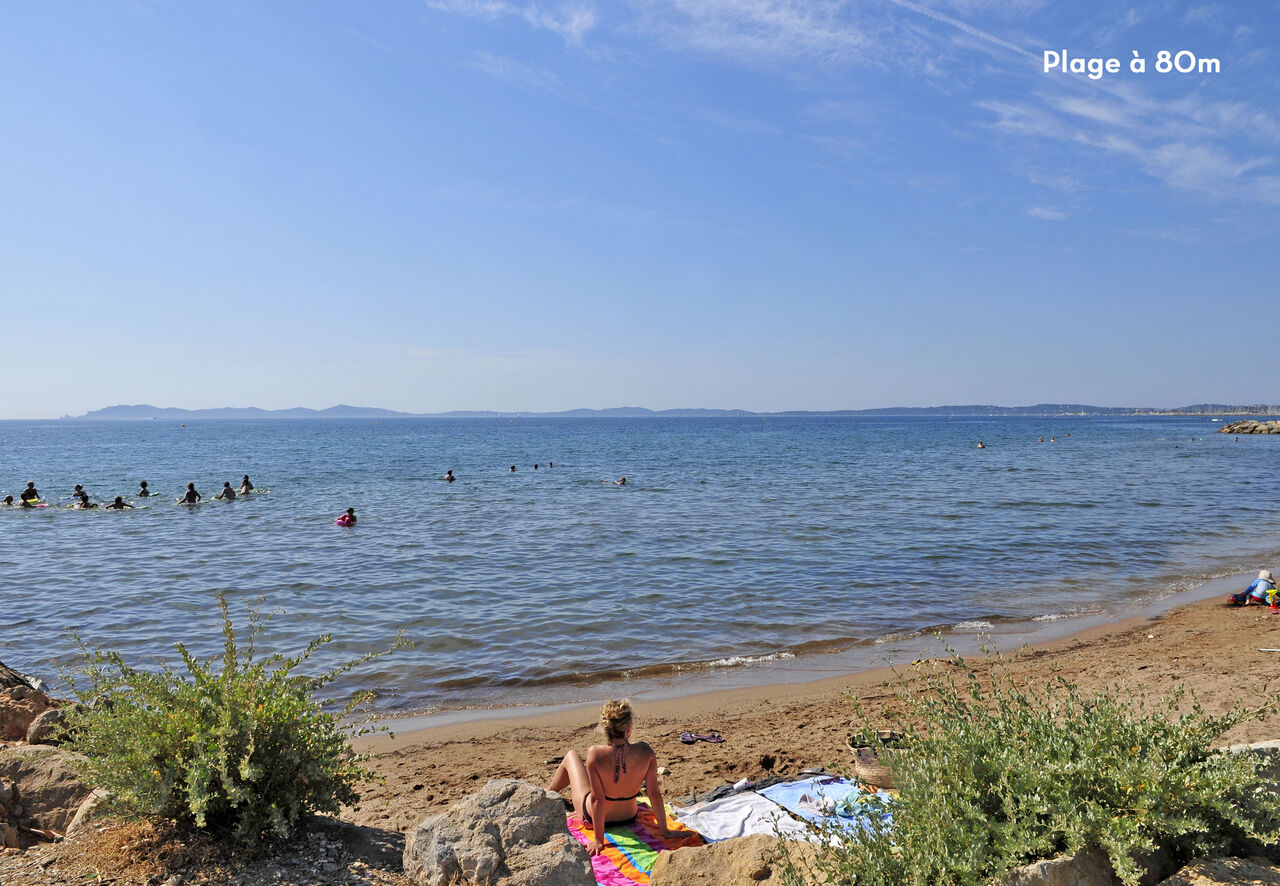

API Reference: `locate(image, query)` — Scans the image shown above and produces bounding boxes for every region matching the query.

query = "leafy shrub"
[778,650,1280,886]
[61,594,406,847]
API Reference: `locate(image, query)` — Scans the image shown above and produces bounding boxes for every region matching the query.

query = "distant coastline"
[60,402,1280,420]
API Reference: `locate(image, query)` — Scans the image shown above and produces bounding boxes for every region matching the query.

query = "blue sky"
[2,1,1277,417]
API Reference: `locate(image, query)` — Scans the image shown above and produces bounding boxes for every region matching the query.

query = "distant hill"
[65,403,1280,420]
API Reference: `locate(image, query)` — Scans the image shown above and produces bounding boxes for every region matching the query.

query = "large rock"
[650,833,811,884]
[1157,857,1280,885]
[0,684,57,741]
[403,778,594,886]
[0,745,91,834]
[26,707,66,745]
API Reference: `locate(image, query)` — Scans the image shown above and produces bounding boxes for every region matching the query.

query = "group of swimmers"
[3,476,256,509]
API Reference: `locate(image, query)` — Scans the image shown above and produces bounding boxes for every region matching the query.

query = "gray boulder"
[403,778,594,886]
[26,707,66,744]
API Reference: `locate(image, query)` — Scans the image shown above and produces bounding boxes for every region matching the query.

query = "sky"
[2,1,1278,417]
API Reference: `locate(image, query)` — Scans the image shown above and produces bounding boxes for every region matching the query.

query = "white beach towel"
[671,791,814,842]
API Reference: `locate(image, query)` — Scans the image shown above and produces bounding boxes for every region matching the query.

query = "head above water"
[346,507,355,516]
[187,483,195,490]
[140,481,148,488]
[600,699,633,742]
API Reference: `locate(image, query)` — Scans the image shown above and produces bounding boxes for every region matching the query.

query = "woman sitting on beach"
[548,699,675,854]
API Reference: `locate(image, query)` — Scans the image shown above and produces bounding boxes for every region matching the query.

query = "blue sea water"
[3,415,1278,716]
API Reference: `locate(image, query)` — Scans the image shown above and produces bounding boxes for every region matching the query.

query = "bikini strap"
[613,743,626,782]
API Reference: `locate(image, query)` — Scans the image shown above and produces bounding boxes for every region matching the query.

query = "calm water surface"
[3,416,1278,714]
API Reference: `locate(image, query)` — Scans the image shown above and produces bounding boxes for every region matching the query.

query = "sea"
[3,415,1278,721]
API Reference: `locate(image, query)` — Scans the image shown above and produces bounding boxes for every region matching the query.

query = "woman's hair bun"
[600,699,633,740]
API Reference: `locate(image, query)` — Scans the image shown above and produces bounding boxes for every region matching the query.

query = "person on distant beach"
[548,700,675,855]
[180,483,201,504]
[1229,570,1275,606]
[239,475,254,494]
[19,482,39,503]
[215,482,236,501]
[444,470,455,483]
[137,481,151,497]
[105,496,133,510]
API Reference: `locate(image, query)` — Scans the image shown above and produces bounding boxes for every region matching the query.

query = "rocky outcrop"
[403,778,594,886]
[1157,856,1280,885]
[1219,420,1280,435]
[0,684,59,742]
[0,746,92,841]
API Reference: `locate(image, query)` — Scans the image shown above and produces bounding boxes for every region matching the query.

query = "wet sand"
[347,594,1280,833]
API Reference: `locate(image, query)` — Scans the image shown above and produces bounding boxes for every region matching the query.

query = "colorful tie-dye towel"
[566,803,705,886]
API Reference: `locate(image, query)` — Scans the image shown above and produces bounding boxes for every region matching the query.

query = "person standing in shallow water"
[137,481,151,497]
[239,475,254,495]
[179,483,201,504]
[548,700,675,855]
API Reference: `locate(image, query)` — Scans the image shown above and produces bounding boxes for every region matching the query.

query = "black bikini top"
[604,743,640,801]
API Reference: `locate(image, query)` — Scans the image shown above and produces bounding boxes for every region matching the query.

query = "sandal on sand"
[680,731,726,744]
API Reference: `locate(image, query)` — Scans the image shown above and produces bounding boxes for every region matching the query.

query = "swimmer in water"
[510,465,516,472]
[977,441,986,449]
[73,491,98,509]
[548,461,553,468]
[70,484,85,500]
[215,482,237,501]
[1037,437,1044,443]
[180,483,202,504]
[618,477,627,486]
[444,470,455,482]
[137,481,151,497]
[19,482,39,503]
[239,475,254,495]
[340,507,357,525]
[105,496,134,510]
[2,495,12,506]
[534,464,539,470]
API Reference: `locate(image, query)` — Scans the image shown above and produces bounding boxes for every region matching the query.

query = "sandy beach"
[347,594,1280,834]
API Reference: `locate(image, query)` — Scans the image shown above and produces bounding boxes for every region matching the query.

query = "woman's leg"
[548,749,592,814]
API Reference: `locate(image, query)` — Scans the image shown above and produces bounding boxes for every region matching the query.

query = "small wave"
[700,652,796,669]
[953,620,993,632]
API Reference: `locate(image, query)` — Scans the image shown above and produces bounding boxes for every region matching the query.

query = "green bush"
[61,594,406,847]
[778,650,1280,886]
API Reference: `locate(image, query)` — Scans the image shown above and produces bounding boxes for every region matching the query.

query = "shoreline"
[358,570,1245,734]
[346,578,1280,834]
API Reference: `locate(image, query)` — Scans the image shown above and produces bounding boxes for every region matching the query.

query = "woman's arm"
[586,748,608,854]
[643,749,674,838]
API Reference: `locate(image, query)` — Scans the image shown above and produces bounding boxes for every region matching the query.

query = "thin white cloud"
[471,50,565,94]
[882,0,1038,60]
[630,0,875,67]
[1026,205,1066,220]
[426,0,598,43]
